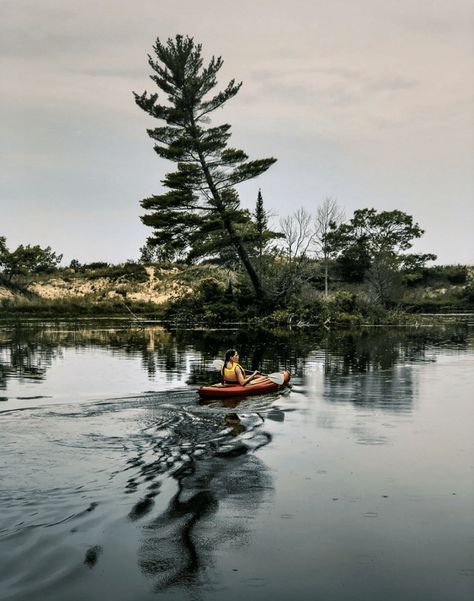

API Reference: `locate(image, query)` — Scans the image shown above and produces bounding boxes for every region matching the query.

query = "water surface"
[1,318,473,600]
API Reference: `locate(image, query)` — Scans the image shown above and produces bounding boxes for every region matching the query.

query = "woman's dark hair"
[222,349,237,384]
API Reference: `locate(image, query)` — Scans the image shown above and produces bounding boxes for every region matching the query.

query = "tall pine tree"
[254,189,268,263]
[133,35,276,300]
[252,189,283,272]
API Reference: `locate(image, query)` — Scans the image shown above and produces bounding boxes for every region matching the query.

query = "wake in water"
[0,388,287,600]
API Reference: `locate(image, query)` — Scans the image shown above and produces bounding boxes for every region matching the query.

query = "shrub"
[328,290,357,313]
[82,262,109,270]
[458,283,474,305]
[202,302,239,323]
[331,311,363,327]
[445,265,468,285]
[197,278,224,303]
[408,265,468,287]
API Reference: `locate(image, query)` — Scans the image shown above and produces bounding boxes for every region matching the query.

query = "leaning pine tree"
[133,35,277,301]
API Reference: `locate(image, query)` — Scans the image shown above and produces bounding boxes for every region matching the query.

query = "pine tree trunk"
[195,149,266,302]
[220,209,266,301]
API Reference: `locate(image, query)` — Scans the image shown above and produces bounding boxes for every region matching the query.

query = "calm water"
[0,318,473,601]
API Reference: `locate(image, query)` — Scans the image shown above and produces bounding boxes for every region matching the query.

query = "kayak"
[198,371,291,399]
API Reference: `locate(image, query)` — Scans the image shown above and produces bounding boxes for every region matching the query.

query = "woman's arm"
[236,366,259,386]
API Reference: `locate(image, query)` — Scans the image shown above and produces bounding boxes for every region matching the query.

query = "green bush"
[81,262,109,270]
[75,262,148,282]
[203,302,239,323]
[196,278,224,302]
[269,309,293,324]
[269,296,325,325]
[457,283,474,305]
[407,265,468,287]
[328,290,357,313]
[331,311,363,327]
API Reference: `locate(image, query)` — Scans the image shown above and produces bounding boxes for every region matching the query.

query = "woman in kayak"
[222,349,268,386]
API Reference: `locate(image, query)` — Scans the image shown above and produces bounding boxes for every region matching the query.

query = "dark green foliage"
[399,253,438,272]
[139,240,171,264]
[328,208,424,256]
[0,237,63,283]
[253,189,268,264]
[400,298,467,313]
[186,191,256,265]
[196,278,224,303]
[69,259,81,270]
[134,35,276,299]
[251,189,283,272]
[329,290,357,313]
[445,266,468,285]
[71,262,148,282]
[81,262,109,270]
[334,240,372,283]
[162,287,241,324]
[254,190,267,238]
[404,264,468,288]
[98,262,149,282]
[327,208,436,284]
[459,282,474,305]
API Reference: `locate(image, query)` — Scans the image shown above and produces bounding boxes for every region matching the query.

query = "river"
[0,318,473,601]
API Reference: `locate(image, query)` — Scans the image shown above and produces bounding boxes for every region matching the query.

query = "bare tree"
[313,197,345,296]
[366,252,402,308]
[270,208,315,304]
[279,208,314,263]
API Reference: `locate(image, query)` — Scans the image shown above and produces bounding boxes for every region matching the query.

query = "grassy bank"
[1,262,473,324]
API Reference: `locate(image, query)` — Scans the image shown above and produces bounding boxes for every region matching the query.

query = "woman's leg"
[247,376,270,385]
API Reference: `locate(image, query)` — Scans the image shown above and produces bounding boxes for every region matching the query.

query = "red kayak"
[198,371,291,399]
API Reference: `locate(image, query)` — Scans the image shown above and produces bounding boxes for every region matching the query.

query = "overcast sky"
[1,0,473,264]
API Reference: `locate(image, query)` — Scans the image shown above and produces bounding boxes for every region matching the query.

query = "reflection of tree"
[0,318,470,395]
[0,324,62,389]
[137,453,272,592]
[0,321,191,388]
[318,325,470,377]
[118,398,273,593]
[315,325,470,412]
[186,326,316,385]
[323,364,417,413]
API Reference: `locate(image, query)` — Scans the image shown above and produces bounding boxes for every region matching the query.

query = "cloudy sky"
[1,0,473,264]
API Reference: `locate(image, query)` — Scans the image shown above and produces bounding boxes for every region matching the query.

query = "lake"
[0,318,473,601]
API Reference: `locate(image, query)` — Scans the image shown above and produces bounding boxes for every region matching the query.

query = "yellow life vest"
[223,362,244,383]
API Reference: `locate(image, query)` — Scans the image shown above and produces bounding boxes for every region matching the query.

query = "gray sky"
[1,0,473,264]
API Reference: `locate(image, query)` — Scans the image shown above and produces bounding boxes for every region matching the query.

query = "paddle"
[212,359,285,385]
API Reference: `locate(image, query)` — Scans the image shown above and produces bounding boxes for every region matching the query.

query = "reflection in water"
[225,413,246,436]
[300,325,471,414]
[0,319,471,417]
[0,318,472,600]
[0,319,471,395]
[322,365,417,413]
[320,327,467,377]
[137,452,271,592]
[0,327,61,389]
[118,397,272,593]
